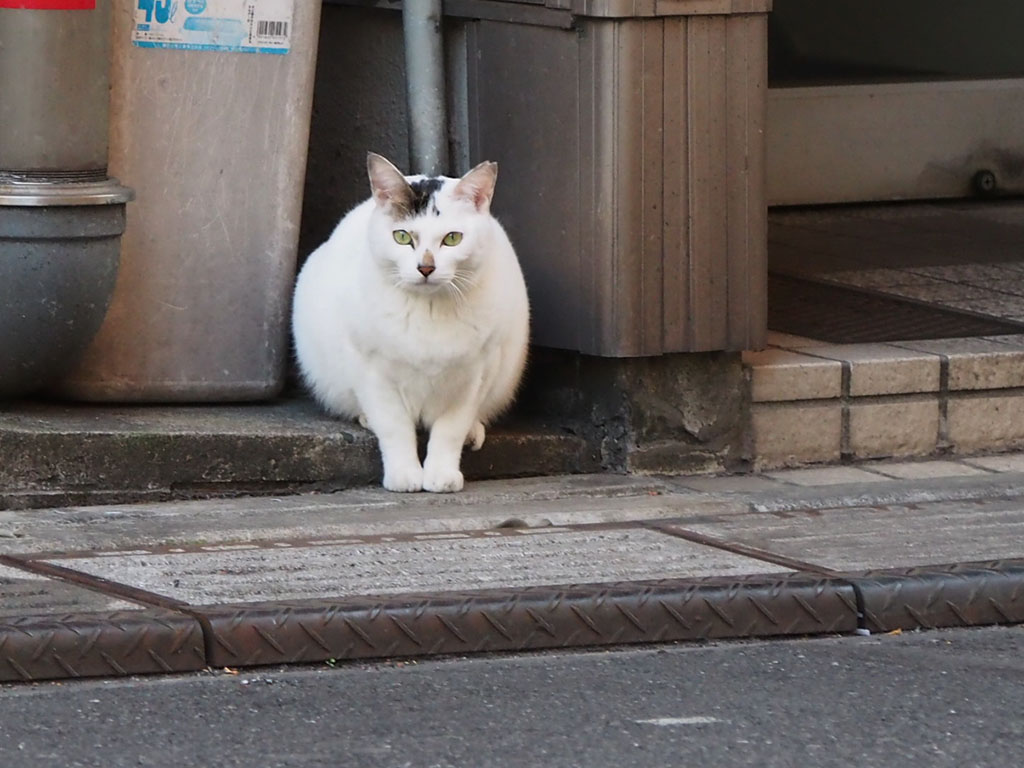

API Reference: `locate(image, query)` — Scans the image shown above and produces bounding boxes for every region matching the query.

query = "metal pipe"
[402,0,449,175]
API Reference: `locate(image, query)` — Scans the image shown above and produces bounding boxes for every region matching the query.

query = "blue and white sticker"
[132,0,294,54]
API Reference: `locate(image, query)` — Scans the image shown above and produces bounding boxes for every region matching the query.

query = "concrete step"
[0,398,598,510]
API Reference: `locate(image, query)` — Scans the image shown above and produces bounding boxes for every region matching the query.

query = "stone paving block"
[796,344,941,396]
[764,331,821,349]
[673,475,785,494]
[947,393,1024,453]
[765,466,890,487]
[848,399,940,460]
[751,402,842,469]
[962,452,1024,473]
[742,349,842,402]
[982,334,1024,348]
[894,338,1024,391]
[866,459,991,481]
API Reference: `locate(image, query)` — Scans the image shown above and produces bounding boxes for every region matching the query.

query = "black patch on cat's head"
[408,177,444,216]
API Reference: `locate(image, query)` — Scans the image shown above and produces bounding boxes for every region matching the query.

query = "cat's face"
[366,153,498,295]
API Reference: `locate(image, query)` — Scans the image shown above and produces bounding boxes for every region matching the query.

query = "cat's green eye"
[393,230,413,246]
[442,231,463,247]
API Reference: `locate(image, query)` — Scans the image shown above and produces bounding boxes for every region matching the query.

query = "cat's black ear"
[453,161,498,212]
[367,152,413,214]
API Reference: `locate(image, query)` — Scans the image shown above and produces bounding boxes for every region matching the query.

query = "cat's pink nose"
[417,264,436,278]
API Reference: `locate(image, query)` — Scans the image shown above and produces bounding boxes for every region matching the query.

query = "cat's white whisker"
[450,275,478,301]
[446,280,468,312]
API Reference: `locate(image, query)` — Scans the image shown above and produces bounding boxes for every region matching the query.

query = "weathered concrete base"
[521,349,748,475]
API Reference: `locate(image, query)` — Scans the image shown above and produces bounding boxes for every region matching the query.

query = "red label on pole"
[0,1,96,8]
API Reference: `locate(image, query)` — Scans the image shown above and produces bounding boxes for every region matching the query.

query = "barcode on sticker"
[257,20,288,37]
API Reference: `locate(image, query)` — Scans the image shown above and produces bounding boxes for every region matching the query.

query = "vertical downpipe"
[402,0,449,175]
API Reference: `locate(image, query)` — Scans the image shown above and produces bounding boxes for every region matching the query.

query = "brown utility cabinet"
[321,0,771,355]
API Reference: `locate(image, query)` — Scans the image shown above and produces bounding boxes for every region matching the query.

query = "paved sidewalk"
[2,455,1024,683]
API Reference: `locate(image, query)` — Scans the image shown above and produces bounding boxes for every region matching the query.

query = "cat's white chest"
[358,293,490,371]
[351,292,499,426]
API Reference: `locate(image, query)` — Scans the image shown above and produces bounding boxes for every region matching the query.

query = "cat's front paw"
[465,421,485,451]
[422,465,464,493]
[382,464,423,493]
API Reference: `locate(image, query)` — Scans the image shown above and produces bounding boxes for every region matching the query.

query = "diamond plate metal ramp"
[0,559,206,683]
[0,610,206,682]
[196,575,858,668]
[850,560,1024,633]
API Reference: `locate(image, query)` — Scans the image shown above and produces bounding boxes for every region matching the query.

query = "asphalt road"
[2,626,1022,768]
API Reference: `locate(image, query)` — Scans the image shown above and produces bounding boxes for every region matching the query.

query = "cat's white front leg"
[357,382,422,493]
[422,407,481,493]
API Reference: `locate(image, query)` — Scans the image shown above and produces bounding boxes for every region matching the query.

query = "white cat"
[292,153,530,493]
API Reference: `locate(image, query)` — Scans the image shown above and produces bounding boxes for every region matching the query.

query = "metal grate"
[768,274,1024,343]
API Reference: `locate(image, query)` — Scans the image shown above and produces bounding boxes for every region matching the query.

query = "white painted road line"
[635,716,725,726]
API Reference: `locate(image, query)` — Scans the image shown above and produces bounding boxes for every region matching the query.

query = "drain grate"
[768,274,1024,344]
